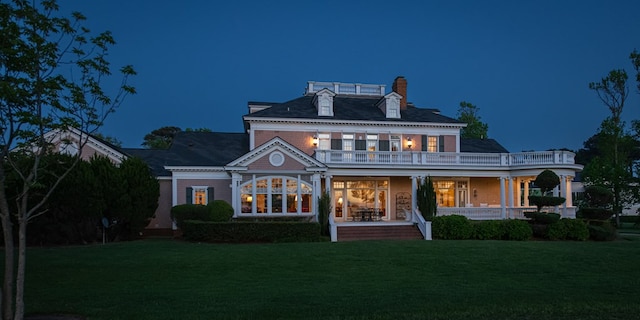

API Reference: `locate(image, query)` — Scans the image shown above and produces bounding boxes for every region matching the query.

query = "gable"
[43,128,126,163]
[226,137,326,172]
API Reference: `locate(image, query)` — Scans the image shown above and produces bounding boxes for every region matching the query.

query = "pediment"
[226,137,326,171]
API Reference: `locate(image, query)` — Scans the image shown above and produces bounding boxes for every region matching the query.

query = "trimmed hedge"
[501,219,533,241]
[473,220,504,240]
[170,204,214,229]
[432,215,474,240]
[578,208,614,221]
[524,212,561,224]
[547,218,589,241]
[181,220,323,243]
[208,200,234,222]
[587,221,618,241]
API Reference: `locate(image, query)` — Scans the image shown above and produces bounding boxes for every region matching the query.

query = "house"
[53,76,584,241]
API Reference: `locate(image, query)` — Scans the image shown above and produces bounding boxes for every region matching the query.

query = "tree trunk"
[1,214,14,320]
[13,218,27,320]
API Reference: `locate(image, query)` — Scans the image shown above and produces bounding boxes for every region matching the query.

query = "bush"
[587,221,618,241]
[432,215,474,240]
[502,219,533,241]
[181,220,322,243]
[578,207,614,221]
[207,200,234,222]
[473,220,504,240]
[547,219,589,241]
[524,212,561,224]
[170,204,214,229]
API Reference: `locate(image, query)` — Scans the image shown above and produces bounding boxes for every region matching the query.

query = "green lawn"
[8,239,640,320]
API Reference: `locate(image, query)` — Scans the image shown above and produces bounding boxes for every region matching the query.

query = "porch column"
[312,173,322,221]
[515,177,522,207]
[231,172,242,217]
[508,177,514,219]
[500,177,507,219]
[565,176,573,207]
[560,175,567,216]
[523,180,530,207]
[411,176,418,216]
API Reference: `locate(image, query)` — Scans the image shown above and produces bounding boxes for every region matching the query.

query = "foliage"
[170,204,214,229]
[527,196,566,213]
[181,221,322,243]
[587,221,618,241]
[456,101,489,139]
[533,169,560,194]
[207,200,233,222]
[578,208,614,221]
[417,176,437,220]
[317,192,331,236]
[547,219,589,241]
[142,126,182,149]
[524,211,561,224]
[0,0,135,317]
[472,220,504,240]
[92,132,123,147]
[431,215,474,240]
[583,185,614,208]
[501,219,533,241]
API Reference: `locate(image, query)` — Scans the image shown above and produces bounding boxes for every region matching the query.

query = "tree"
[92,132,123,147]
[631,49,640,94]
[416,176,437,219]
[456,101,489,139]
[142,126,182,149]
[0,1,135,319]
[528,169,566,213]
[115,156,159,240]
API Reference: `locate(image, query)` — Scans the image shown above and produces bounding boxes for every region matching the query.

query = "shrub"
[501,219,533,241]
[473,220,504,240]
[527,196,566,213]
[181,221,322,243]
[578,207,614,221]
[207,200,234,222]
[587,221,618,241]
[432,215,474,240]
[547,219,589,241]
[524,212,561,224]
[170,204,214,229]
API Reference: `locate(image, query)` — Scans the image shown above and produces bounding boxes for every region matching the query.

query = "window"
[433,180,469,207]
[186,186,213,205]
[333,179,388,221]
[240,176,313,214]
[319,100,331,116]
[388,108,397,118]
[390,135,401,151]
[318,133,330,150]
[428,136,438,152]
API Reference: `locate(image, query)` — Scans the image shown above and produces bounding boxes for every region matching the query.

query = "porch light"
[312,135,318,146]
[247,196,253,203]
[338,197,343,205]
[406,137,413,149]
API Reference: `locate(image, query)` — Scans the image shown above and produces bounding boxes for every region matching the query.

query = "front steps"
[336,224,424,241]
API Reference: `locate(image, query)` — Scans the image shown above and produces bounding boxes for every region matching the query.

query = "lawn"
[9,239,640,320]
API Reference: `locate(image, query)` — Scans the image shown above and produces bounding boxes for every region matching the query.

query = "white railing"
[306,81,386,96]
[411,208,432,240]
[329,214,337,242]
[314,150,577,167]
[437,206,577,220]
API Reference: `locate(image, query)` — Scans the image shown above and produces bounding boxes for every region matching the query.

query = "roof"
[164,131,249,167]
[122,148,172,176]
[460,138,509,153]
[244,95,464,124]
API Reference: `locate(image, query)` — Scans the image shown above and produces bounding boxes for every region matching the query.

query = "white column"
[251,174,257,214]
[231,172,242,217]
[500,177,507,219]
[515,177,522,207]
[523,180,530,207]
[565,176,573,207]
[508,177,514,219]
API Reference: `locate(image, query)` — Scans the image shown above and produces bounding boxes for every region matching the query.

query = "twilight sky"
[57,0,640,153]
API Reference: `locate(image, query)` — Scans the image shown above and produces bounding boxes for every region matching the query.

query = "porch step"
[337,224,423,241]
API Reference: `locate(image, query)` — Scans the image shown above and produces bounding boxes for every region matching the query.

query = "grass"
[6,239,640,320]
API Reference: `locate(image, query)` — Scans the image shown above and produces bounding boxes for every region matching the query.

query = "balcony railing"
[314,150,577,167]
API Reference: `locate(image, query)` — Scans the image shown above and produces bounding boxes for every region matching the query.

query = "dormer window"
[313,88,336,117]
[377,92,402,119]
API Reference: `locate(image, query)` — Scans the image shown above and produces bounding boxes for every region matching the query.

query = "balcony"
[313,150,577,168]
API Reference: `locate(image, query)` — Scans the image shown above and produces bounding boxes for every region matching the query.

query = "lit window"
[194,188,207,205]
[428,136,438,152]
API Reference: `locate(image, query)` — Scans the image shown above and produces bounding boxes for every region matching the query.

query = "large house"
[60,76,583,241]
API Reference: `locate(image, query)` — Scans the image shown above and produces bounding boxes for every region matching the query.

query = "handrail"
[411,208,432,240]
[328,213,337,242]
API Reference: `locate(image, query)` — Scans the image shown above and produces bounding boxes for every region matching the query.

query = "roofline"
[243,116,466,129]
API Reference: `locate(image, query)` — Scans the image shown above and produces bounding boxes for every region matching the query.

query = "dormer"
[313,88,336,117]
[376,92,402,119]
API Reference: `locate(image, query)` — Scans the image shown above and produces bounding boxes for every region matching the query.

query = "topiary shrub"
[524,212,561,224]
[207,200,234,222]
[578,207,614,221]
[547,219,589,241]
[501,219,533,241]
[473,220,504,240]
[171,204,214,229]
[432,215,473,240]
[587,221,618,241]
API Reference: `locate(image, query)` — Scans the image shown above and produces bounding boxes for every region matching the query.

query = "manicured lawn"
[8,239,640,320]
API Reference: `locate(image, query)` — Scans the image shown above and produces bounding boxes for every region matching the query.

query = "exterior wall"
[443,135,456,152]
[254,130,316,155]
[176,178,232,205]
[147,178,173,229]
[389,176,412,220]
[469,177,501,206]
[247,151,307,171]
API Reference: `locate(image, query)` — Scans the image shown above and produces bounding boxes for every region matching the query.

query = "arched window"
[240,176,313,215]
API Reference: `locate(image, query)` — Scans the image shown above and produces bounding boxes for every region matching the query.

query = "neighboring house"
[50,76,584,241]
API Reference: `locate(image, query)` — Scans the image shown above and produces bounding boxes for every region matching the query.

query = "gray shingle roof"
[460,138,509,153]
[122,148,172,176]
[165,132,249,167]
[245,95,464,124]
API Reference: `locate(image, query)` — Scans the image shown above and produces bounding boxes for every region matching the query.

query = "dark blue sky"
[58,0,640,152]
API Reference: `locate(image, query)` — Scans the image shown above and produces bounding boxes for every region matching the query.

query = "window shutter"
[331,139,342,150]
[439,135,445,152]
[355,140,366,150]
[207,187,215,203]
[421,135,428,151]
[379,140,390,151]
[186,187,193,204]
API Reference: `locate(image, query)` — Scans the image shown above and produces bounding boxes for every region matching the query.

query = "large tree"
[142,126,182,149]
[456,101,489,139]
[0,1,135,319]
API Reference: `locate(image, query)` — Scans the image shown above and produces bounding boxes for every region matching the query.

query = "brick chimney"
[392,76,407,109]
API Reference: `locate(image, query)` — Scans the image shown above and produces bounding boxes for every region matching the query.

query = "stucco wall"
[254,130,316,155]
[248,151,306,171]
[469,177,501,206]
[176,178,232,205]
[389,176,412,220]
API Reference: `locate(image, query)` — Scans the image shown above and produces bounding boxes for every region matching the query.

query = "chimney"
[392,76,407,109]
